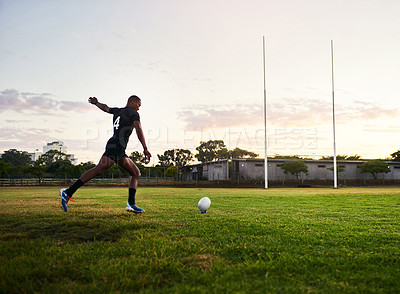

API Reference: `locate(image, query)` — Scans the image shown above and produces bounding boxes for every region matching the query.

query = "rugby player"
[60,95,151,213]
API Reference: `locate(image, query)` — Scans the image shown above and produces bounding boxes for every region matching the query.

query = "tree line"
[1,140,400,180]
[0,140,259,180]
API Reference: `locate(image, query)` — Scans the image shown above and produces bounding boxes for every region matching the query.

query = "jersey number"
[113,116,121,130]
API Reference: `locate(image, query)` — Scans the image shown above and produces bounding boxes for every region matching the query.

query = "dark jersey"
[107,107,140,150]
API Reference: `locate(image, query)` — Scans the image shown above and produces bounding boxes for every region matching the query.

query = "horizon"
[0,139,397,166]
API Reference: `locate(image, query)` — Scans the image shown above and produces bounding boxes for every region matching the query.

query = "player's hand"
[88,97,98,104]
[144,149,152,163]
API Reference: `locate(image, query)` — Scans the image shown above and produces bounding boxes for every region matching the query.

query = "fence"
[0,177,175,187]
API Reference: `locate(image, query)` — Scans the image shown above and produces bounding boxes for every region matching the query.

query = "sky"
[1,0,400,165]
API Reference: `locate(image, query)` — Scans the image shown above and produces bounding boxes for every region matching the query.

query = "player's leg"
[118,157,141,188]
[79,155,115,184]
[118,157,144,213]
[60,156,115,212]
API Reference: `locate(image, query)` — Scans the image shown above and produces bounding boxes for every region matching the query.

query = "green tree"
[1,149,32,166]
[327,166,345,181]
[29,164,47,183]
[157,150,175,167]
[346,154,362,160]
[230,148,258,159]
[33,150,76,178]
[360,160,390,180]
[65,164,85,178]
[165,165,179,179]
[0,160,11,177]
[217,148,230,160]
[47,159,73,178]
[103,165,128,178]
[36,150,67,166]
[174,149,193,167]
[157,149,193,167]
[280,160,308,180]
[195,140,228,163]
[61,161,96,179]
[390,149,400,161]
[81,161,96,171]
[7,166,31,178]
[129,151,147,167]
[319,154,362,160]
[150,166,166,177]
[272,154,311,160]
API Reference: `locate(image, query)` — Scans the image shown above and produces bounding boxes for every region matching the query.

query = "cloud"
[5,119,31,123]
[177,103,264,129]
[337,100,399,122]
[178,98,399,130]
[0,126,61,151]
[59,100,92,113]
[0,89,90,114]
[267,98,331,127]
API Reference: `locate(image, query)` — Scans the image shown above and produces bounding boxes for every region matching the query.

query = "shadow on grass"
[1,215,157,244]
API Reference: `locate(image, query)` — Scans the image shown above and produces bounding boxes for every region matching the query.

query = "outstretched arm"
[88,97,110,113]
[133,120,152,161]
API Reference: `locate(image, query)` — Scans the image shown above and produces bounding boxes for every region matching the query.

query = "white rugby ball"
[198,197,211,213]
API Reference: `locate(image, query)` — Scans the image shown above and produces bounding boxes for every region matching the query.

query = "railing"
[2,178,399,187]
[0,177,175,186]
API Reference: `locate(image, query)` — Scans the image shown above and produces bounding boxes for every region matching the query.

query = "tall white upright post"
[263,36,268,189]
[331,40,338,188]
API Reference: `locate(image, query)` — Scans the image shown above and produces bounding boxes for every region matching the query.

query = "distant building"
[28,149,42,162]
[1,142,77,165]
[41,141,77,165]
[231,158,400,181]
[43,141,67,154]
[180,158,400,182]
[181,159,229,181]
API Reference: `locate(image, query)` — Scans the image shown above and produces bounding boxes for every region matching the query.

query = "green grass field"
[1,187,399,293]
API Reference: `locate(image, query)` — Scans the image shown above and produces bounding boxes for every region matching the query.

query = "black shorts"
[103,143,128,163]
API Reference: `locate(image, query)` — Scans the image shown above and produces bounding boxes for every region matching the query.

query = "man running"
[60,95,151,213]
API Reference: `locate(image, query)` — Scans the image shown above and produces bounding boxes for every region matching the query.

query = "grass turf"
[0,187,399,293]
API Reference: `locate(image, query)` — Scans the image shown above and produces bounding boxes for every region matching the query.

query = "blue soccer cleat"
[126,202,145,213]
[60,188,70,212]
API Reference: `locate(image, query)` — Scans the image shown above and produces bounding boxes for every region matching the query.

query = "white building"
[29,149,42,162]
[43,141,67,154]
[42,141,77,164]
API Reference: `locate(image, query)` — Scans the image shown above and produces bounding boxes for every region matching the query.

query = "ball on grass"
[198,197,211,213]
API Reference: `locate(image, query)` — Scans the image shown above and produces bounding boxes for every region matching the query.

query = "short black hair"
[128,95,141,104]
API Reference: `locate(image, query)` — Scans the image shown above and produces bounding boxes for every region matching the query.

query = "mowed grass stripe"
[0,187,399,293]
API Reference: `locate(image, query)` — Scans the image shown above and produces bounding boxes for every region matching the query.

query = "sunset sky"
[1,0,400,164]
